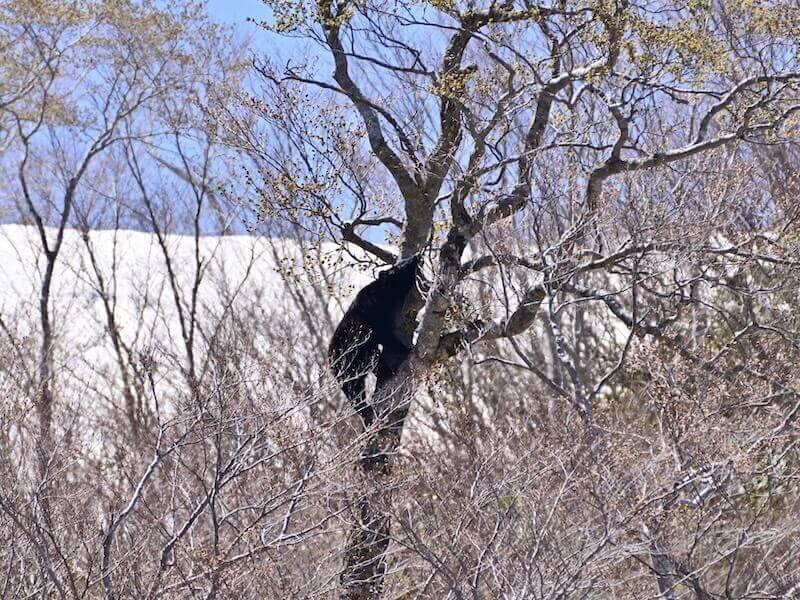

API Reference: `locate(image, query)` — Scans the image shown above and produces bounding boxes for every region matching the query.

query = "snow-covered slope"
[0,224,371,415]
[0,224,644,455]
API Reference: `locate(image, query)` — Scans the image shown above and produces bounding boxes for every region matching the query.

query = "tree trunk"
[340,375,413,598]
[36,257,56,478]
[647,532,676,600]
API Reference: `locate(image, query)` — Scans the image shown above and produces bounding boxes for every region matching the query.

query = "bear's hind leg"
[342,377,375,427]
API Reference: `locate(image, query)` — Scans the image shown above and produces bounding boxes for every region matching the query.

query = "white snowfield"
[0,224,644,447]
[0,225,501,454]
[0,224,375,418]
[0,225,536,449]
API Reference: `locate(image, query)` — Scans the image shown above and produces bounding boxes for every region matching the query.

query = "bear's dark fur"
[328,255,423,426]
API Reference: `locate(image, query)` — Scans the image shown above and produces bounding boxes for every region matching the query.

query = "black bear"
[328,254,424,427]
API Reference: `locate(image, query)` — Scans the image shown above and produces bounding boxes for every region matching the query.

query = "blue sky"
[205,0,270,25]
[204,0,310,68]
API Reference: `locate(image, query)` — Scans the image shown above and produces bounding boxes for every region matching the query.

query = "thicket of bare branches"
[1,0,800,598]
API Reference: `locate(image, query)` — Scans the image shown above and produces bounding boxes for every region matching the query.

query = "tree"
[245,0,800,596]
[1,0,220,490]
[1,0,800,596]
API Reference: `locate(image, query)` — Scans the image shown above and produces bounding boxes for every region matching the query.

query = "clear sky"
[205,0,270,26]
[203,0,309,67]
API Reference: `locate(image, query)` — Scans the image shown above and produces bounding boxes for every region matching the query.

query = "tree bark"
[340,372,413,598]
